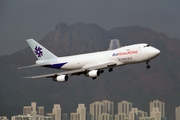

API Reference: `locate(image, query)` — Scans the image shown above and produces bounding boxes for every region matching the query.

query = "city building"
[90,101,103,120]
[23,106,31,115]
[150,108,161,120]
[77,104,86,120]
[38,106,44,116]
[175,106,180,120]
[128,108,138,120]
[23,102,38,115]
[102,100,113,120]
[99,113,111,120]
[115,113,128,120]
[0,116,8,120]
[31,102,37,115]
[138,110,147,118]
[90,100,114,120]
[70,113,79,120]
[118,101,132,115]
[11,114,52,120]
[150,99,165,117]
[52,104,61,120]
[150,99,167,120]
[116,101,149,120]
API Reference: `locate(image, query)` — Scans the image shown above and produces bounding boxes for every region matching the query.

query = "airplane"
[18,39,160,82]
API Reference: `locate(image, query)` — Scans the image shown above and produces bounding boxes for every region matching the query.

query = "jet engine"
[87,70,100,77]
[54,75,68,82]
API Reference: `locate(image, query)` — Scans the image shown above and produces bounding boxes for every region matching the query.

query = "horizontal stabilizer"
[18,64,45,69]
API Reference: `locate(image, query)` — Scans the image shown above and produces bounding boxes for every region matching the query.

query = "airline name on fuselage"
[112,50,138,56]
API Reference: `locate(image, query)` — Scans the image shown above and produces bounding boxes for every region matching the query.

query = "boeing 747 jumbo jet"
[18,39,160,82]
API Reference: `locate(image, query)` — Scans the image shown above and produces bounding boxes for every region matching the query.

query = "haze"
[1,0,180,56]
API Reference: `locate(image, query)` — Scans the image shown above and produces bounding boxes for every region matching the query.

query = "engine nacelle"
[87,70,100,77]
[54,75,68,82]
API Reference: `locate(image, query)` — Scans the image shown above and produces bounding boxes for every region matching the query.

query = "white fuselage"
[41,43,160,70]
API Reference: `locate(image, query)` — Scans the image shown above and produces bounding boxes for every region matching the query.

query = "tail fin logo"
[34,46,43,57]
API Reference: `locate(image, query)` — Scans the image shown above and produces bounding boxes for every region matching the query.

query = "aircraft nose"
[154,48,160,56]
[149,47,160,58]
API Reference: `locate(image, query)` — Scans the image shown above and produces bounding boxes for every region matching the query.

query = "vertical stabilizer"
[108,39,121,50]
[26,39,58,60]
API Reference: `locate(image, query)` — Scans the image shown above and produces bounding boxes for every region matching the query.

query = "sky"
[1,0,180,56]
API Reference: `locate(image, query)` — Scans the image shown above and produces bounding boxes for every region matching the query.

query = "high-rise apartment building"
[117,107,149,120]
[150,108,161,120]
[22,102,37,115]
[90,100,113,120]
[0,116,8,120]
[115,113,128,120]
[128,108,138,120]
[99,113,111,120]
[115,101,132,120]
[150,99,165,118]
[118,101,132,115]
[52,104,61,120]
[23,106,31,115]
[77,104,86,120]
[31,102,37,115]
[90,101,103,120]
[175,106,180,120]
[70,113,79,120]
[138,110,147,118]
[38,106,44,115]
[102,100,113,114]
[102,100,113,120]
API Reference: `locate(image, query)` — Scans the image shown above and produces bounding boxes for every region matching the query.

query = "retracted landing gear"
[146,61,150,69]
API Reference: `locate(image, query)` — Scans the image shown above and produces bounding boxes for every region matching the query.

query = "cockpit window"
[144,44,150,47]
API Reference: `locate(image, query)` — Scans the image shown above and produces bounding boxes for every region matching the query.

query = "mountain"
[1,22,180,119]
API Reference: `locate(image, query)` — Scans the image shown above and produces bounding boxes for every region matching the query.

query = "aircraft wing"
[25,68,86,79]
[24,62,117,79]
